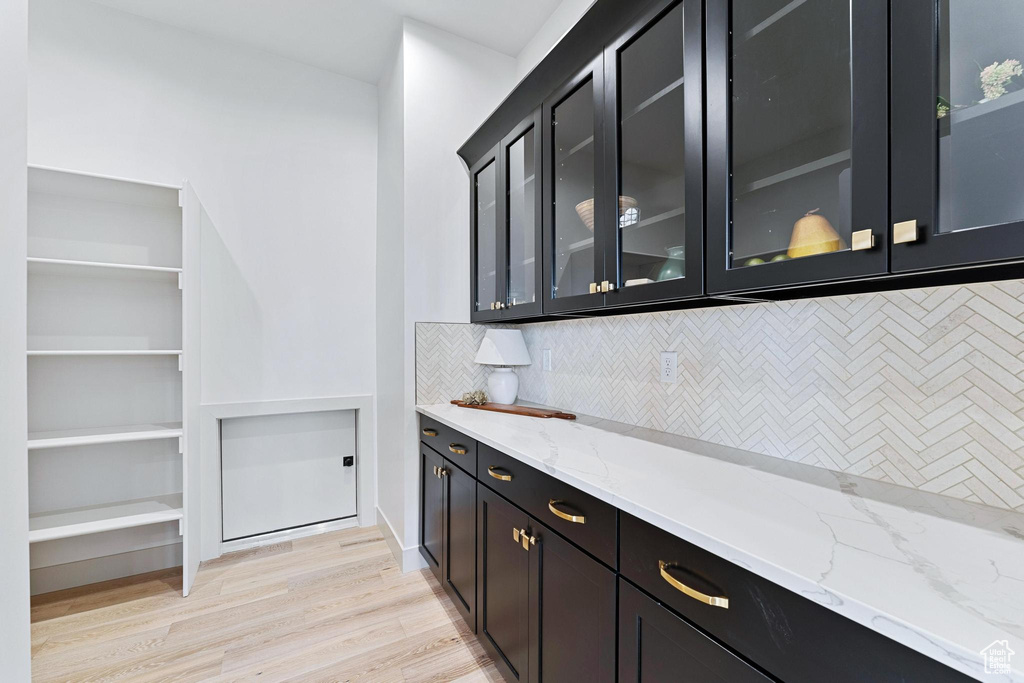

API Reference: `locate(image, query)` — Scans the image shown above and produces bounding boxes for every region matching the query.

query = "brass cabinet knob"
[851,229,876,251]
[659,561,729,609]
[893,220,919,244]
[600,280,616,293]
[589,282,599,295]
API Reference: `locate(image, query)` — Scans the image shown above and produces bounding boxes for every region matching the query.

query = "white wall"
[0,0,31,677]
[29,0,379,406]
[375,41,406,555]
[28,0,378,580]
[515,0,596,80]
[374,20,517,560]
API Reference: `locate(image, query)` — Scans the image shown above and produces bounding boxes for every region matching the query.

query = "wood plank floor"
[30,526,501,682]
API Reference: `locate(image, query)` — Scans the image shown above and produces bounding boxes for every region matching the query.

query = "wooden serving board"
[450,400,576,420]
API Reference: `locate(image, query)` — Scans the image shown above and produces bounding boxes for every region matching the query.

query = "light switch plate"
[660,352,677,383]
[542,349,552,372]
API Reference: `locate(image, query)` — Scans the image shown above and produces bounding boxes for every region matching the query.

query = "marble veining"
[417,403,1024,682]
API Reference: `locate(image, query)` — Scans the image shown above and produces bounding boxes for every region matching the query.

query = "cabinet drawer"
[620,514,969,683]
[420,415,476,475]
[479,444,616,568]
[618,578,769,683]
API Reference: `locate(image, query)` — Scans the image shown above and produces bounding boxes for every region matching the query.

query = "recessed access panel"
[221,410,356,541]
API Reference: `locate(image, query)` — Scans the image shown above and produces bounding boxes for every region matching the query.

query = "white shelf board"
[29,494,183,543]
[27,350,183,356]
[27,256,182,274]
[28,423,183,450]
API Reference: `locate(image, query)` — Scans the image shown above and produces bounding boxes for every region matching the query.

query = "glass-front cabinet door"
[543,56,607,314]
[470,147,504,322]
[604,0,704,306]
[502,110,543,319]
[706,0,888,295]
[892,0,1024,272]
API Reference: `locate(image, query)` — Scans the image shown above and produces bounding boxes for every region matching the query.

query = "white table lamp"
[474,329,532,405]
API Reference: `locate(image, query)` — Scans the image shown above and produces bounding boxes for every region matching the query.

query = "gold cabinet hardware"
[422,428,438,437]
[432,465,438,477]
[439,467,448,478]
[658,561,729,609]
[513,527,537,551]
[487,466,512,482]
[893,219,918,244]
[851,229,876,251]
[489,302,495,310]
[548,499,586,524]
[589,282,599,295]
[449,444,468,455]
[600,280,616,293]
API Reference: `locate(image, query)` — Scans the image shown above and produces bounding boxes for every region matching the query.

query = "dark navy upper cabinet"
[602,0,704,308]
[706,0,890,296]
[891,0,1024,273]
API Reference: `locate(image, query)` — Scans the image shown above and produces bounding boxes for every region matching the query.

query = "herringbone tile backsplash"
[415,280,1024,511]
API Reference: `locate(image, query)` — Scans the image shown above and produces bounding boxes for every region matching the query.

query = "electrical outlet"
[660,352,677,383]
[542,348,552,372]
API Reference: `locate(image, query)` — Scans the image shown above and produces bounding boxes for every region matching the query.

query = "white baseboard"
[219,517,359,555]
[376,507,427,573]
[30,542,182,596]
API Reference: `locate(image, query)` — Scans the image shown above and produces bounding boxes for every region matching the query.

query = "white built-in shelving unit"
[26,166,203,597]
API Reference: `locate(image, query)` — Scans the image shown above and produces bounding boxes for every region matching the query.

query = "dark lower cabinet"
[618,579,770,683]
[419,444,477,632]
[443,455,477,629]
[425,416,970,683]
[419,446,444,583]
[478,483,532,681]
[528,519,616,683]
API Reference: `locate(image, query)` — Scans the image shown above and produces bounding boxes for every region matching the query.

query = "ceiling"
[86,0,565,84]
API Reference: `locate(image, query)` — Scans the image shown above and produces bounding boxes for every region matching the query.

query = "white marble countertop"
[417,403,1024,682]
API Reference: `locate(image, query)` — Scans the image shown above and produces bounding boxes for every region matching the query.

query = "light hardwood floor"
[30,526,501,682]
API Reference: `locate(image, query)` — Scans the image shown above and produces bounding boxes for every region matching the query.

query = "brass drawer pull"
[548,499,585,524]
[658,561,729,609]
[449,444,468,455]
[487,466,512,482]
[422,428,438,437]
[438,467,448,478]
[432,465,438,477]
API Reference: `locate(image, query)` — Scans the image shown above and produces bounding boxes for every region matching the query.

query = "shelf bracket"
[178,189,184,208]
[177,272,183,290]
[178,354,183,372]
[179,518,184,536]
[178,437,183,454]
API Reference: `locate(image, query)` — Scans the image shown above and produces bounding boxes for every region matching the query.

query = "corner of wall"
[1,0,31,677]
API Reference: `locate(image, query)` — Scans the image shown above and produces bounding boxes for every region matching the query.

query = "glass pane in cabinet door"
[937,0,1024,234]
[553,79,596,299]
[475,160,497,312]
[619,3,686,285]
[729,0,852,269]
[508,128,536,306]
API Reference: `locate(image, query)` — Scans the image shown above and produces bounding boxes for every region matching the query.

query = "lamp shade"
[474,329,531,367]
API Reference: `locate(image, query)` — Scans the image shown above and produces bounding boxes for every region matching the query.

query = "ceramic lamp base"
[487,367,519,405]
